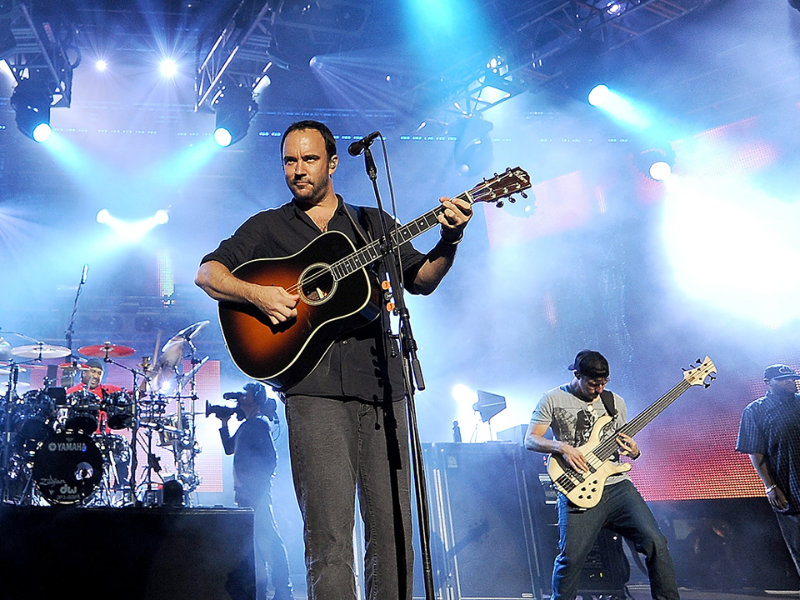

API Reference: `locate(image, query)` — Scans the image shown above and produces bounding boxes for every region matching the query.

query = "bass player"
[524,349,680,600]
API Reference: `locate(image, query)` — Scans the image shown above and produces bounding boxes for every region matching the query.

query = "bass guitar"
[547,357,716,508]
[218,167,531,388]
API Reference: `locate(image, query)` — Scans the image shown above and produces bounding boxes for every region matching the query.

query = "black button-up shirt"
[201,196,427,402]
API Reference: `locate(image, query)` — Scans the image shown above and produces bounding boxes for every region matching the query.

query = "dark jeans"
[553,479,679,600]
[237,484,293,600]
[775,511,800,579]
[285,395,413,600]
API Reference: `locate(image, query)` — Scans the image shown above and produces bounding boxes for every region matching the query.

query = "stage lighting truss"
[212,84,259,146]
[2,1,76,141]
[1,1,75,107]
[459,56,528,116]
[195,0,370,113]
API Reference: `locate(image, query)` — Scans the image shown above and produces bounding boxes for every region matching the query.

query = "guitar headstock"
[466,167,531,207]
[683,356,717,388]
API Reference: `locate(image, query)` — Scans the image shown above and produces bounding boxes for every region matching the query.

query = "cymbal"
[0,339,12,361]
[174,320,210,342]
[58,362,88,370]
[79,342,136,358]
[12,343,71,359]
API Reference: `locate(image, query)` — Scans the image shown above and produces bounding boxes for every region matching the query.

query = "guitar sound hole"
[299,263,336,306]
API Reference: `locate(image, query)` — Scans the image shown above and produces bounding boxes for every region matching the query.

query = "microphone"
[80,264,89,284]
[347,131,380,156]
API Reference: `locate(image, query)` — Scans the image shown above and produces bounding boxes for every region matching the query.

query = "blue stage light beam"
[587,84,652,129]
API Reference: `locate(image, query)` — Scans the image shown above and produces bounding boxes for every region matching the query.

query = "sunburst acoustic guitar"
[218,167,531,388]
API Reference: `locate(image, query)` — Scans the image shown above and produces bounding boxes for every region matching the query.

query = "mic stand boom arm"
[359,144,436,600]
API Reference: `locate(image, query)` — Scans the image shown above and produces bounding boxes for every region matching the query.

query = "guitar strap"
[600,390,617,418]
[343,202,372,245]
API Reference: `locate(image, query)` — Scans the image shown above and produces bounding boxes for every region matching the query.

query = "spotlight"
[452,115,493,175]
[10,77,52,142]
[213,84,258,147]
[159,58,178,78]
[635,143,676,181]
[587,84,610,106]
[95,59,108,72]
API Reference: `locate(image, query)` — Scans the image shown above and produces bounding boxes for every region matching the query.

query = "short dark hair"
[281,120,337,161]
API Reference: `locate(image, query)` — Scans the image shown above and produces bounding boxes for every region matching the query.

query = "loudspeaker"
[424,442,544,600]
[0,506,255,600]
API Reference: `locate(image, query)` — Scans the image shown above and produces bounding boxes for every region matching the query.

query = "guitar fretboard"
[329,191,471,281]
[593,378,692,462]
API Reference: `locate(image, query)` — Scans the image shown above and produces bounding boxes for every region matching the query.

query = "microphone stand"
[64,266,88,388]
[359,145,437,600]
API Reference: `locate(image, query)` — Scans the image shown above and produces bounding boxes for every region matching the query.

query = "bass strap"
[600,389,617,418]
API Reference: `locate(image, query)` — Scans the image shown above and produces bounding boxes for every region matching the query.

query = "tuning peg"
[496,201,504,208]
[696,358,702,364]
[508,197,516,203]
[521,191,528,198]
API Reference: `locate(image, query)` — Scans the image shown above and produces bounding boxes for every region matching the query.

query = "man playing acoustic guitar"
[525,349,679,600]
[196,120,472,600]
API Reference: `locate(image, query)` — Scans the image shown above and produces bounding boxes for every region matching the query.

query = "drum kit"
[0,320,210,508]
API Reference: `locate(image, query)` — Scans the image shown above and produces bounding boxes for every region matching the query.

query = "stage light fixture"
[587,84,610,106]
[635,144,676,181]
[10,77,53,142]
[213,84,258,147]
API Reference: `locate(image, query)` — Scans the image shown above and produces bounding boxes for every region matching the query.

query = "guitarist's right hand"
[249,285,301,325]
[557,442,590,473]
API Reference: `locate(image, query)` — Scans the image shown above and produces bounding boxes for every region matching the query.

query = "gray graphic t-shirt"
[530,384,631,486]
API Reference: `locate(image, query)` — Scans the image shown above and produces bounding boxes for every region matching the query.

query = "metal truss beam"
[195,0,275,112]
[2,1,74,108]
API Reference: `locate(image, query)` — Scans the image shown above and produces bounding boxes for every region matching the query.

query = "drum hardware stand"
[1,364,18,504]
[62,264,89,389]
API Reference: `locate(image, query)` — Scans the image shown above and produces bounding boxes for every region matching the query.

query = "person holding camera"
[217,382,293,600]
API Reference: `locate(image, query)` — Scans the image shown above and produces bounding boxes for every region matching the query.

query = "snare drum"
[33,431,103,505]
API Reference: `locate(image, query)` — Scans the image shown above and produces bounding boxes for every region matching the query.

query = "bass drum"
[33,431,103,505]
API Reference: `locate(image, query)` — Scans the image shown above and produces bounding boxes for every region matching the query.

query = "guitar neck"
[330,191,472,280]
[593,378,692,462]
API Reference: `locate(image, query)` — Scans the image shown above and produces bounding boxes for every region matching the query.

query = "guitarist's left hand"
[616,432,641,460]
[436,196,473,243]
